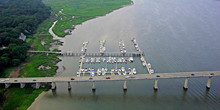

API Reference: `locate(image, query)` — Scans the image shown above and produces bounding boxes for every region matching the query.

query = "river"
[28,0,220,109]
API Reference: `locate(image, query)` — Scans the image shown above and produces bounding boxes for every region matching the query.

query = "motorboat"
[91,72,95,76]
[133,68,136,75]
[97,68,101,76]
[81,47,84,52]
[85,68,88,72]
[121,67,125,72]
[129,57,133,62]
[150,69,154,74]
[102,68,105,75]
[76,72,80,77]
[148,63,151,68]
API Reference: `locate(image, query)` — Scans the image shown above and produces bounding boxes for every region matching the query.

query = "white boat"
[76,72,80,77]
[123,71,127,75]
[86,58,89,62]
[111,68,115,72]
[118,58,122,63]
[118,71,121,75]
[128,68,132,75]
[129,57,134,62]
[150,69,154,74]
[91,58,95,62]
[91,72,95,76]
[148,63,151,68]
[102,58,106,62]
[97,68,101,76]
[101,68,105,75]
[121,67,126,75]
[133,68,137,75]
[85,68,88,72]
[128,68,131,72]
[121,67,125,72]
[81,47,84,52]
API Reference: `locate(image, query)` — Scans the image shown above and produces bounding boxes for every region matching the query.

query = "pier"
[131,38,153,74]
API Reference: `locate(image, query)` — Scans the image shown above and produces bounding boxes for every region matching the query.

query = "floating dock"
[99,40,106,53]
[131,38,152,74]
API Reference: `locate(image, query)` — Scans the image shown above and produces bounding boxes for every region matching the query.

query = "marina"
[75,38,150,77]
[28,38,151,77]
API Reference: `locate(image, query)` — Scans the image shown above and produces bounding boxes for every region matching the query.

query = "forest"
[0,0,50,75]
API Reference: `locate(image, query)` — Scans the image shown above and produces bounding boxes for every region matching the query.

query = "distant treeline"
[0,0,50,74]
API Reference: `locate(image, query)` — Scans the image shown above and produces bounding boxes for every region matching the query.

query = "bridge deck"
[27,51,143,57]
[0,71,219,84]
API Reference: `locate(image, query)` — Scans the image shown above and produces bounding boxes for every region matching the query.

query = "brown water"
[29,0,220,109]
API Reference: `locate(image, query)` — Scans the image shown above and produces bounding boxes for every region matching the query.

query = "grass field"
[43,0,132,37]
[3,88,46,110]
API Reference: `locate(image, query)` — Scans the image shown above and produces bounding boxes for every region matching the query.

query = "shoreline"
[25,1,134,109]
[27,91,47,110]
[52,1,134,37]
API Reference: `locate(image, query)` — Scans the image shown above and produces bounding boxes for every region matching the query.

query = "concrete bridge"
[1,71,219,91]
[28,50,143,57]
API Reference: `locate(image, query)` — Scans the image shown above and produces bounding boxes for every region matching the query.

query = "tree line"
[0,0,51,74]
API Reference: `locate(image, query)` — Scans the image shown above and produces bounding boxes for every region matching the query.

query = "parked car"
[71,78,75,80]
[106,77,111,79]
[5,78,9,81]
[210,73,215,75]
[125,76,130,79]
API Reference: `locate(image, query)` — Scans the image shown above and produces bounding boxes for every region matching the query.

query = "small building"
[19,33,26,41]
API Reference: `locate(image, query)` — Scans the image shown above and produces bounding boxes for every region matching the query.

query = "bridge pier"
[92,82,96,91]
[5,83,11,88]
[123,81,127,91]
[20,83,26,88]
[51,82,56,90]
[36,83,41,89]
[183,78,189,90]
[206,77,212,89]
[68,82,71,91]
[153,79,158,90]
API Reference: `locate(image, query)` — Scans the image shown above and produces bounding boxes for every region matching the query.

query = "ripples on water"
[29,0,220,109]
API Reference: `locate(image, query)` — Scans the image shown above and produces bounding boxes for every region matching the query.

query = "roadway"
[0,71,220,84]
